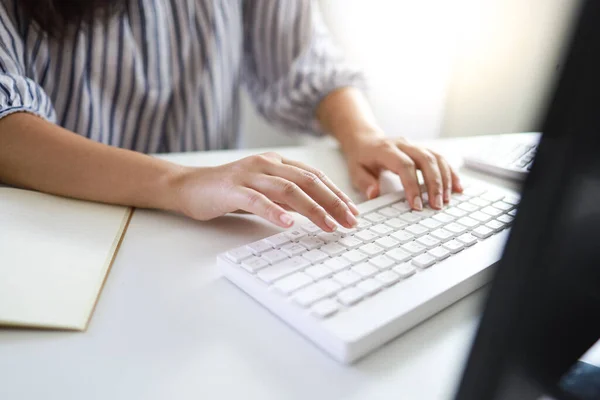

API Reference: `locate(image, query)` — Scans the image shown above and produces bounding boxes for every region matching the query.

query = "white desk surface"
[0,134,525,400]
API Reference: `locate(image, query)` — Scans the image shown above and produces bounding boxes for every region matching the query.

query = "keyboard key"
[442,240,464,253]
[370,224,394,236]
[453,194,472,202]
[405,224,429,237]
[375,270,401,286]
[323,257,351,272]
[486,219,505,232]
[456,216,479,228]
[412,208,436,218]
[432,213,455,223]
[419,218,442,230]
[503,195,520,205]
[317,231,343,243]
[472,225,494,239]
[384,218,407,229]
[337,287,365,306]
[508,209,517,216]
[393,263,417,278]
[481,206,503,217]
[302,223,322,233]
[247,239,273,254]
[359,243,385,256]
[226,247,254,263]
[492,201,513,211]
[342,249,369,264]
[444,222,467,235]
[260,249,288,264]
[391,201,411,212]
[463,187,486,197]
[378,206,401,217]
[299,236,325,250]
[398,213,422,223]
[369,254,396,270]
[481,192,504,202]
[294,280,342,307]
[469,197,491,208]
[390,230,414,244]
[497,214,514,224]
[456,233,477,247]
[258,257,310,283]
[416,234,441,248]
[470,211,493,223]
[302,249,329,263]
[320,242,346,256]
[356,218,372,229]
[265,233,291,247]
[457,202,478,213]
[386,248,412,263]
[305,264,334,280]
[363,212,386,223]
[430,228,454,241]
[280,243,307,256]
[310,299,339,318]
[285,229,307,241]
[401,241,427,255]
[240,256,270,273]
[412,253,436,269]
[352,263,379,278]
[272,272,313,295]
[446,207,467,218]
[355,230,379,242]
[357,279,384,296]
[427,246,451,260]
[333,270,362,287]
[375,236,400,249]
[338,236,362,249]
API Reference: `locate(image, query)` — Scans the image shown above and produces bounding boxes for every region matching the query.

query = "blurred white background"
[238,0,578,148]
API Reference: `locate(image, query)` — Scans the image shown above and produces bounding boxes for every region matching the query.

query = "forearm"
[316,87,384,152]
[0,113,185,212]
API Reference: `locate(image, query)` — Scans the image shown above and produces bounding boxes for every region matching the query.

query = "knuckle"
[308,202,324,217]
[246,192,261,208]
[301,171,320,187]
[312,168,327,181]
[281,180,298,196]
[330,196,345,211]
[422,151,437,166]
[400,157,416,170]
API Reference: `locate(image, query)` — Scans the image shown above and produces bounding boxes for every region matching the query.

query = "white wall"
[239,0,579,148]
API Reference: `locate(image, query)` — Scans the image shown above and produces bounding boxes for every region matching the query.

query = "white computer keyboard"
[217,181,519,363]
[463,133,541,181]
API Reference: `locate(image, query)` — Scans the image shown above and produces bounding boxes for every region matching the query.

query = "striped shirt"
[0,0,364,153]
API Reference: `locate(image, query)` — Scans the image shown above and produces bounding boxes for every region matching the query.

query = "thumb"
[352,166,380,200]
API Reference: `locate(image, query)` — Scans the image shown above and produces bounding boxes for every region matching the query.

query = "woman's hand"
[173,152,360,232]
[342,133,463,210]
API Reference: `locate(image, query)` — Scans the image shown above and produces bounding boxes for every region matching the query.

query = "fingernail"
[455,181,464,192]
[413,196,423,211]
[280,213,294,227]
[324,215,338,231]
[433,194,443,209]
[348,201,360,216]
[346,210,358,227]
[444,189,451,203]
[367,185,377,200]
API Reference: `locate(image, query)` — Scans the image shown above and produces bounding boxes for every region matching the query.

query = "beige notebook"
[0,187,132,331]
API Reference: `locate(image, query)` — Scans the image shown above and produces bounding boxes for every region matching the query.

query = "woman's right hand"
[173,152,360,232]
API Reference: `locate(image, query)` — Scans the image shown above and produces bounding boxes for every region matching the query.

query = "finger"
[351,165,380,200]
[232,187,294,228]
[282,158,360,216]
[264,162,357,229]
[400,145,444,210]
[433,153,453,203]
[376,144,423,210]
[248,175,340,233]
[450,165,464,193]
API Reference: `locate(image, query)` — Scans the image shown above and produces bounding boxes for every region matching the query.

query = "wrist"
[157,162,195,214]
[337,127,386,157]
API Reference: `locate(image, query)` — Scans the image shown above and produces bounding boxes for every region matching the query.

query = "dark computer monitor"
[454,1,600,399]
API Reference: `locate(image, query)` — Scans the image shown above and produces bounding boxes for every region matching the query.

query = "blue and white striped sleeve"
[242,0,367,135]
[0,4,55,122]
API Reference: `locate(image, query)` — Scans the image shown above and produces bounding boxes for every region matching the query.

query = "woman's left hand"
[341,133,463,211]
